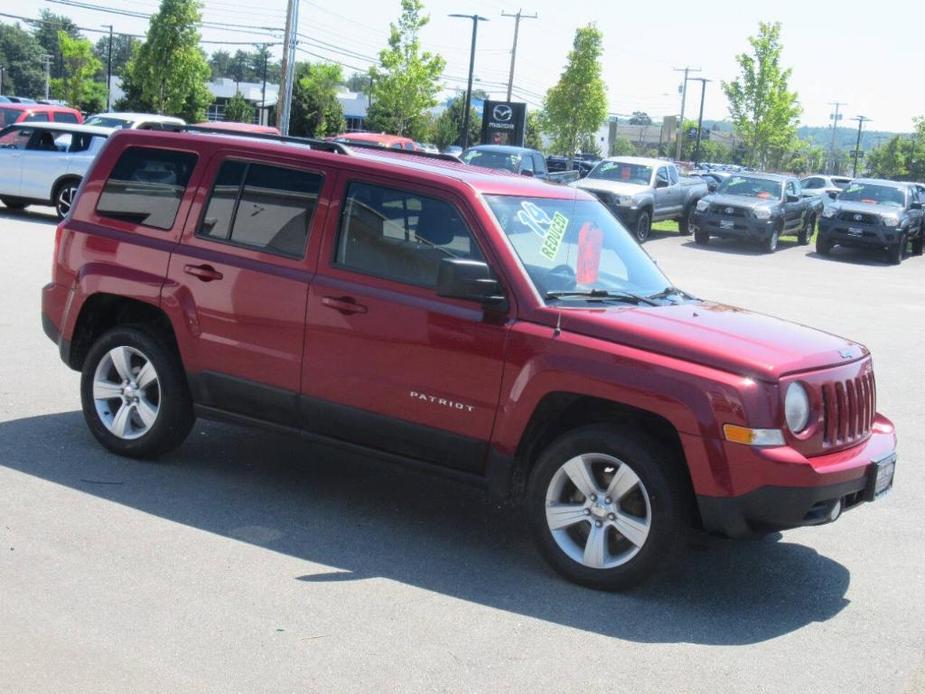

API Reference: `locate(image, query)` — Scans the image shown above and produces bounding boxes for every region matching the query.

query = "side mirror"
[707,181,718,192]
[655,178,669,189]
[911,201,923,210]
[786,194,800,203]
[436,258,507,307]
[520,169,535,177]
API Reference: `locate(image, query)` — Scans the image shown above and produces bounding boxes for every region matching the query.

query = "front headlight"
[822,206,838,218]
[785,382,811,434]
[696,199,710,212]
[616,195,633,206]
[881,214,900,227]
[753,207,772,220]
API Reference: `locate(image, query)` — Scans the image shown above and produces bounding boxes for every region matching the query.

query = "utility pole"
[828,101,846,174]
[673,66,701,161]
[688,77,711,164]
[501,9,537,102]
[278,0,300,135]
[852,115,872,178]
[102,24,113,111]
[0,65,4,96]
[449,13,489,149]
[42,54,53,101]
[259,44,269,126]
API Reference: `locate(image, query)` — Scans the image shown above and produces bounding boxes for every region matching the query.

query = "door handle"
[321,296,368,315]
[183,264,223,282]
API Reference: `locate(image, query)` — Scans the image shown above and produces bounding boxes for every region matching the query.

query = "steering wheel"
[544,264,577,292]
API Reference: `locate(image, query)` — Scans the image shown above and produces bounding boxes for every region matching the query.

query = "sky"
[12,0,925,133]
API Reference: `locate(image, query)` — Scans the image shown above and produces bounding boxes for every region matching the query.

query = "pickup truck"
[691,173,824,252]
[572,156,709,243]
[818,178,924,264]
[461,145,579,184]
[42,129,897,590]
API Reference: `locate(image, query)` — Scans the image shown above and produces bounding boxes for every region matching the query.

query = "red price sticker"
[576,223,603,285]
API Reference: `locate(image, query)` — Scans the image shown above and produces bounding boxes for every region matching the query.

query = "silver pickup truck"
[573,156,709,242]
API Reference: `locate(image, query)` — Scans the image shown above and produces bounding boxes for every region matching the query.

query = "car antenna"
[554,311,562,337]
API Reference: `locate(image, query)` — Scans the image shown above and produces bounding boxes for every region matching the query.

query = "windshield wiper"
[545,289,658,306]
[646,286,697,301]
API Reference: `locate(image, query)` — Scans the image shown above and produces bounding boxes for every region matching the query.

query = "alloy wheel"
[92,346,161,440]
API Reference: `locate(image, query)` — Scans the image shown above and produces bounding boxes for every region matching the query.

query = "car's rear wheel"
[816,233,833,255]
[694,229,710,245]
[80,326,194,458]
[678,206,695,235]
[1,197,29,211]
[764,227,780,253]
[798,215,815,245]
[887,234,906,265]
[53,178,80,220]
[911,232,924,256]
[634,211,651,244]
[527,424,689,590]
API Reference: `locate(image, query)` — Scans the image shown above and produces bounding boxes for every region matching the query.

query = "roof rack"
[332,138,463,163]
[181,125,351,155]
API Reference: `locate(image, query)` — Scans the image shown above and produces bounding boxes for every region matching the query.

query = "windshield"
[587,161,652,185]
[1,109,20,127]
[484,195,671,301]
[85,116,132,129]
[838,183,905,207]
[717,176,782,200]
[462,149,521,172]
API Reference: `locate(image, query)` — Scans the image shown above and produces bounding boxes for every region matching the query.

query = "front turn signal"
[723,424,785,447]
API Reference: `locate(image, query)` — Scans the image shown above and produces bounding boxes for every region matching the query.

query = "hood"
[573,178,648,197]
[703,193,779,210]
[830,200,896,216]
[551,302,866,381]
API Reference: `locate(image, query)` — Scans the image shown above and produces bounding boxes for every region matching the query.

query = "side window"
[786,181,798,198]
[197,160,322,258]
[656,167,669,186]
[0,127,33,149]
[667,166,679,185]
[521,154,534,174]
[336,181,484,288]
[533,153,546,175]
[24,112,49,123]
[27,130,59,152]
[55,112,80,124]
[96,147,198,230]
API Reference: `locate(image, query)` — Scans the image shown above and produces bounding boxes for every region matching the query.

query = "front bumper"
[692,211,777,240]
[819,218,898,247]
[696,415,896,538]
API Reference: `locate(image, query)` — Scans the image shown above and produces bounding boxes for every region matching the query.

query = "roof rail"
[181,125,351,155]
[333,138,463,163]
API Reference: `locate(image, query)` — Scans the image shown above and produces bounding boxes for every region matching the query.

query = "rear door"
[164,152,332,426]
[782,180,803,231]
[301,176,511,474]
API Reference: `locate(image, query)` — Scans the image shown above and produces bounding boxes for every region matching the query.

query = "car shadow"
[0,411,852,646]
[806,248,892,267]
[681,237,807,256]
[0,206,58,224]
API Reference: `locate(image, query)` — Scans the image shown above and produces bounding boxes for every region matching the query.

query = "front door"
[301,177,511,474]
[0,127,33,197]
[164,153,331,426]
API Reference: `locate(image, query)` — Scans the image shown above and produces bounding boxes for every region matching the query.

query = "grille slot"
[837,211,878,225]
[819,372,875,447]
[710,204,748,217]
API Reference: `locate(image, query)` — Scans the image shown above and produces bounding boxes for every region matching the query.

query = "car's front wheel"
[816,233,833,255]
[887,233,906,265]
[80,326,194,458]
[527,425,689,590]
[634,211,651,244]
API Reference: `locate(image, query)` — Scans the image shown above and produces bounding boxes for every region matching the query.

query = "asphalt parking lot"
[1,208,923,694]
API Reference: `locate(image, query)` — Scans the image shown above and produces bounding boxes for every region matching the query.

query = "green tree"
[628,111,652,126]
[541,24,608,164]
[366,0,445,139]
[223,90,254,123]
[431,94,479,150]
[51,31,105,112]
[290,62,345,137]
[722,22,801,169]
[124,0,212,121]
[866,136,909,180]
[0,23,46,97]
[525,110,544,151]
[610,135,635,156]
[94,33,139,81]
[32,10,81,81]
[345,72,371,94]
[209,49,232,80]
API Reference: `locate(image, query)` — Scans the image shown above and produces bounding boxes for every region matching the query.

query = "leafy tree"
[224,90,254,123]
[722,22,801,169]
[866,136,909,180]
[346,71,371,94]
[610,136,635,156]
[541,25,608,164]
[525,110,544,151]
[51,31,105,112]
[94,33,139,81]
[32,10,81,81]
[209,49,232,81]
[0,23,46,97]
[431,94,479,150]
[290,62,345,137]
[123,0,212,121]
[628,111,652,126]
[366,0,446,139]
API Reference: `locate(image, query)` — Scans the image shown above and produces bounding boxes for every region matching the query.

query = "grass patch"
[652,220,680,233]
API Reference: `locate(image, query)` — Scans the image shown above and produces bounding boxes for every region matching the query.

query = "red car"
[334,131,420,151]
[41,129,897,589]
[195,121,280,135]
[0,103,84,126]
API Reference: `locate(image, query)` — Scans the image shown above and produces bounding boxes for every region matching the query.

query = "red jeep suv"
[42,130,897,589]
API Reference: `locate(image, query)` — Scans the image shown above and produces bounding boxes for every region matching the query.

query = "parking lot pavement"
[1,210,923,693]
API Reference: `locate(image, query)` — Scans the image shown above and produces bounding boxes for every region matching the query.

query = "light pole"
[852,116,872,178]
[673,66,700,160]
[41,54,52,101]
[449,13,489,150]
[688,77,711,164]
[102,25,113,111]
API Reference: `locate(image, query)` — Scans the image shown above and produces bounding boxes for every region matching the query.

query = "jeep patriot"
[42,130,897,589]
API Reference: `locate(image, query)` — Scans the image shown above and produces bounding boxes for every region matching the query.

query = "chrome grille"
[837,211,878,225]
[820,371,875,446]
[710,204,748,217]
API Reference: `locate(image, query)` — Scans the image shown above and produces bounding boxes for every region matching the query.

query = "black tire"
[53,178,80,220]
[816,233,833,256]
[887,234,906,265]
[1,197,29,210]
[634,210,651,244]
[911,232,924,257]
[798,215,815,245]
[526,424,690,591]
[80,326,194,458]
[694,229,710,245]
[678,206,695,235]
[764,227,780,253]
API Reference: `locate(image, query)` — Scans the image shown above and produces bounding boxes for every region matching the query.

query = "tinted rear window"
[24,112,49,122]
[96,147,198,229]
[1,109,20,126]
[55,112,80,124]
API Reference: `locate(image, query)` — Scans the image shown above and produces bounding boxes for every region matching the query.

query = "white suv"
[800,175,852,200]
[84,112,186,131]
[0,123,111,219]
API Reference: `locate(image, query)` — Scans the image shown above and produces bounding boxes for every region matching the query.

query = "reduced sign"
[480,101,527,147]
